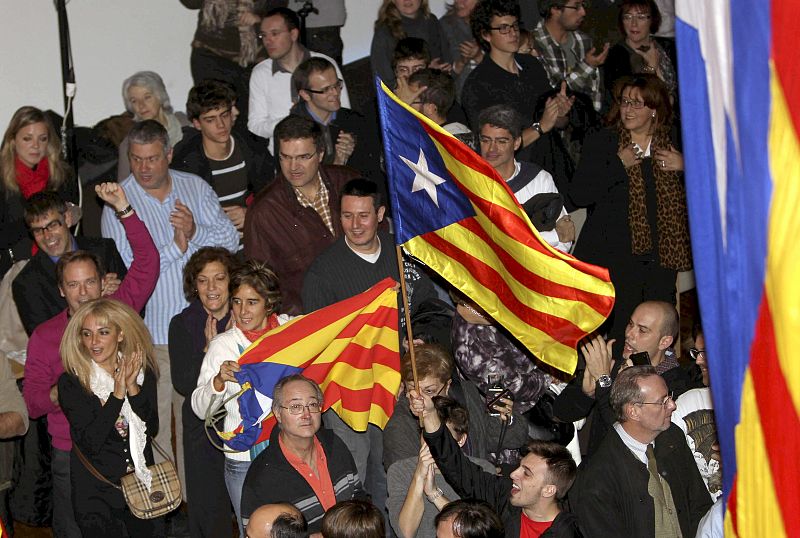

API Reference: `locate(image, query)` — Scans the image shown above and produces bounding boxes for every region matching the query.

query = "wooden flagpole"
[395,245,424,427]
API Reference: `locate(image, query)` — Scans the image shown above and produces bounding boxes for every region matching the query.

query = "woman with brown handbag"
[58,298,165,537]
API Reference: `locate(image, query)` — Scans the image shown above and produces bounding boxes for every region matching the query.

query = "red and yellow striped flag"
[376,79,615,374]
[222,278,400,450]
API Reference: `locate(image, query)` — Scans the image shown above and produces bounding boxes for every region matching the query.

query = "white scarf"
[90,360,151,491]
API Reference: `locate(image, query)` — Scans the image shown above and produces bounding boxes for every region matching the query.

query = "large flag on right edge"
[676,2,800,536]
[376,79,615,374]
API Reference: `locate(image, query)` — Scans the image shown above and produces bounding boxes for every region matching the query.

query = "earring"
[652,112,656,118]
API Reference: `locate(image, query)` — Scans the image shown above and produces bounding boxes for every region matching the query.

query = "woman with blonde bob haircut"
[58,298,164,537]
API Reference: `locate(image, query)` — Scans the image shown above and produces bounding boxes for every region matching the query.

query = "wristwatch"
[597,374,612,388]
[532,122,544,136]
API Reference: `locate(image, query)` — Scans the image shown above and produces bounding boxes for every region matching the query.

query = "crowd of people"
[0,0,724,537]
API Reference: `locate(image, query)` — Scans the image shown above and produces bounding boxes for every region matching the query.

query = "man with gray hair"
[570,365,712,537]
[240,374,365,534]
[101,119,239,501]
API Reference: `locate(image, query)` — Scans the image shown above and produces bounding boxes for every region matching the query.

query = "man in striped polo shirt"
[172,79,275,250]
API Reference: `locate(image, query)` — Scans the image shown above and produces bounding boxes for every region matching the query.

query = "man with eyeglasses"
[13,191,127,335]
[554,301,698,458]
[248,7,349,147]
[533,0,610,112]
[672,325,722,501]
[172,79,275,249]
[570,365,712,537]
[290,57,383,188]
[244,115,359,315]
[240,374,366,534]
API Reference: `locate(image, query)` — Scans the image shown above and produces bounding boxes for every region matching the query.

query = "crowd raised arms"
[1,1,719,537]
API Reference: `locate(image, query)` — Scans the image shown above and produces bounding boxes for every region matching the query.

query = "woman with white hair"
[117,71,187,180]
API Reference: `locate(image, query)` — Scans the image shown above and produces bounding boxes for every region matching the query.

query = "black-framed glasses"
[637,392,674,409]
[688,348,706,361]
[561,2,586,11]
[30,217,65,236]
[420,382,449,398]
[620,97,646,109]
[304,79,344,95]
[490,22,520,34]
[279,401,322,415]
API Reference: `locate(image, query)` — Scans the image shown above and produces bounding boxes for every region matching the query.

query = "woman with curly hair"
[191,260,290,535]
[0,106,77,276]
[570,74,690,341]
[371,0,450,88]
[58,298,162,537]
[169,246,240,537]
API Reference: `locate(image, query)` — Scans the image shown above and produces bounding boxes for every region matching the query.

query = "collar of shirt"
[614,422,649,466]
[505,160,523,182]
[271,45,310,75]
[305,103,337,126]
[294,171,327,207]
[49,235,79,264]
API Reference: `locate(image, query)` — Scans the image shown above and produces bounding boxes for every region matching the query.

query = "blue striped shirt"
[101,169,239,344]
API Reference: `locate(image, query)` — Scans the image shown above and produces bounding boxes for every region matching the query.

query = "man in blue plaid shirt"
[532,0,610,112]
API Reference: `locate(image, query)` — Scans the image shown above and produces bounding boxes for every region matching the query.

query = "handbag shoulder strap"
[72,443,122,491]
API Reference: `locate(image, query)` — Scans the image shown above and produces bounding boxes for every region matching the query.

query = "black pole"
[55,0,77,172]
[296,1,318,48]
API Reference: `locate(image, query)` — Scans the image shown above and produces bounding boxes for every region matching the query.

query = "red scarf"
[15,156,50,199]
[240,313,280,342]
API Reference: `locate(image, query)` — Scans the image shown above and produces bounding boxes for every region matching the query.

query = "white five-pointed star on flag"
[400,148,447,207]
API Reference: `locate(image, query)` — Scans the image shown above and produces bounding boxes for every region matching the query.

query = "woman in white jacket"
[191,260,290,533]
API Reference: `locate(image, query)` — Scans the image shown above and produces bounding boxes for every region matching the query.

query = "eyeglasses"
[278,151,318,164]
[561,2,586,11]
[688,348,706,361]
[30,217,65,236]
[479,136,513,148]
[419,383,448,398]
[279,401,322,415]
[637,392,674,409]
[395,64,426,76]
[304,79,343,95]
[257,29,289,40]
[620,97,646,109]
[490,22,520,34]
[622,13,651,22]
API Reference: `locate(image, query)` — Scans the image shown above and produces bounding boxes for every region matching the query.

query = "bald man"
[246,503,307,538]
[553,300,699,457]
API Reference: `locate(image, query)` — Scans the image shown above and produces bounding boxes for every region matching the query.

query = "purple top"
[23,213,159,451]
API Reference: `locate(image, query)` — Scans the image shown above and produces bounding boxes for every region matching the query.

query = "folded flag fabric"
[219,278,401,451]
[376,78,615,374]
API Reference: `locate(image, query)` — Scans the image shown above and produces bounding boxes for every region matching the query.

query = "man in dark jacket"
[411,387,582,538]
[172,78,274,248]
[569,366,712,537]
[13,191,127,335]
[240,375,365,534]
[243,115,359,314]
[554,301,698,457]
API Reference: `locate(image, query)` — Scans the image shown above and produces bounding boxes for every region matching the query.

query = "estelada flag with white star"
[376,78,615,374]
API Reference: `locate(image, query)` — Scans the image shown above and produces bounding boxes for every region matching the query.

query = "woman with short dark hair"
[169,246,240,537]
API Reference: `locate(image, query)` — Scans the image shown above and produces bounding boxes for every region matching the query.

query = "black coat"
[569,424,712,538]
[12,235,127,335]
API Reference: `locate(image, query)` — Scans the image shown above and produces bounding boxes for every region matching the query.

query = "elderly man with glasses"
[570,365,712,537]
[240,374,366,534]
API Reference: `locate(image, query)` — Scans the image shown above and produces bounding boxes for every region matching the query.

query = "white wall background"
[0,0,447,129]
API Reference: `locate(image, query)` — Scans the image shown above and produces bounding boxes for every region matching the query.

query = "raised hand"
[213,359,241,392]
[95,182,130,213]
[125,345,144,397]
[334,132,356,165]
[653,145,684,172]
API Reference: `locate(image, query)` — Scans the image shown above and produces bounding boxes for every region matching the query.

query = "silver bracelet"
[427,487,444,502]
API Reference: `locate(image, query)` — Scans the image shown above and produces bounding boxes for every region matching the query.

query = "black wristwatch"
[532,122,544,136]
